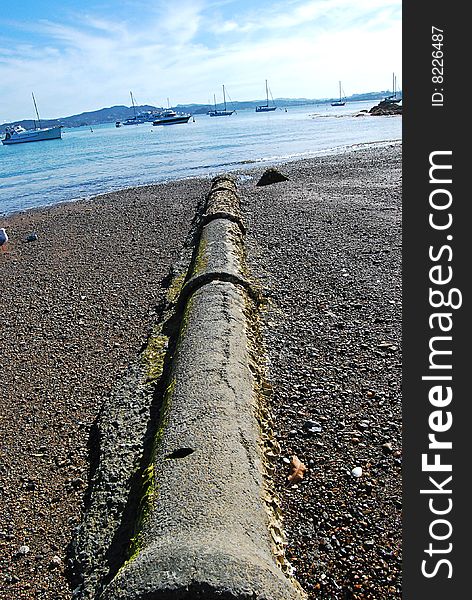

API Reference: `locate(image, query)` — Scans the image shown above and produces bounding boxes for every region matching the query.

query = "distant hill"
[58,104,161,126]
[0,105,160,132]
[0,90,401,132]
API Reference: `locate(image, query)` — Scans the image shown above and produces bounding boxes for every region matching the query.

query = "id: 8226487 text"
[431,26,444,107]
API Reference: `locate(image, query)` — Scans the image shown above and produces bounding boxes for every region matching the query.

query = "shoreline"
[0,138,401,219]
[0,143,402,599]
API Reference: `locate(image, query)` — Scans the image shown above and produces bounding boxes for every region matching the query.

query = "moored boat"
[255,80,277,112]
[2,92,62,145]
[122,91,149,124]
[382,73,401,104]
[208,85,234,117]
[2,124,62,145]
[152,108,191,126]
[331,81,346,107]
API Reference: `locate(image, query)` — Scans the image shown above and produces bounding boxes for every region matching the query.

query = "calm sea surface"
[0,101,401,215]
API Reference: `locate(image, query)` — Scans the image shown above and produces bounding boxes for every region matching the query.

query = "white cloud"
[208,0,400,35]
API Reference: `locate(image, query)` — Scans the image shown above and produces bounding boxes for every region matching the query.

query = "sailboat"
[256,80,277,112]
[383,73,401,104]
[2,93,62,145]
[122,91,147,125]
[331,81,346,107]
[208,85,234,117]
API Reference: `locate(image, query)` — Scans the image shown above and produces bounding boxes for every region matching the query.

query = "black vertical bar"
[403,2,467,598]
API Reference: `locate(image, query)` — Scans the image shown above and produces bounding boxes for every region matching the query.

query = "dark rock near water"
[369,101,402,116]
[256,168,289,186]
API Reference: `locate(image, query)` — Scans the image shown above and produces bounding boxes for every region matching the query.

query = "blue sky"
[0,0,401,122]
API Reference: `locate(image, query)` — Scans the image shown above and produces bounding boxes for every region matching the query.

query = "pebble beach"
[0,143,401,599]
[242,143,402,599]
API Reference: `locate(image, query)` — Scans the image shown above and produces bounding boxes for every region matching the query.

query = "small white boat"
[2,92,62,145]
[152,108,191,126]
[2,124,62,145]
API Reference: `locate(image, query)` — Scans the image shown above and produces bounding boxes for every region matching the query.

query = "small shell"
[351,466,363,478]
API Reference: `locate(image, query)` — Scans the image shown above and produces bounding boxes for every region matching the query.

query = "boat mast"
[339,81,342,101]
[214,94,217,111]
[130,91,136,118]
[32,92,41,129]
[265,79,269,107]
[223,85,227,111]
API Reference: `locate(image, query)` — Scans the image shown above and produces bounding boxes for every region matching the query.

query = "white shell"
[351,466,363,478]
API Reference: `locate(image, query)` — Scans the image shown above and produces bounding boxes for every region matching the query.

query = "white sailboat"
[2,93,62,145]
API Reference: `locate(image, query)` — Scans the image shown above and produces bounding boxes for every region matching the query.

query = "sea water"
[0,102,401,215]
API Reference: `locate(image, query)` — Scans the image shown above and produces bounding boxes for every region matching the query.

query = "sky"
[0,0,402,122]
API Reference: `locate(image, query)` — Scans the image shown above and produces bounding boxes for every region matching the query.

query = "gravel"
[1,142,401,599]
[240,142,402,599]
[0,179,206,599]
